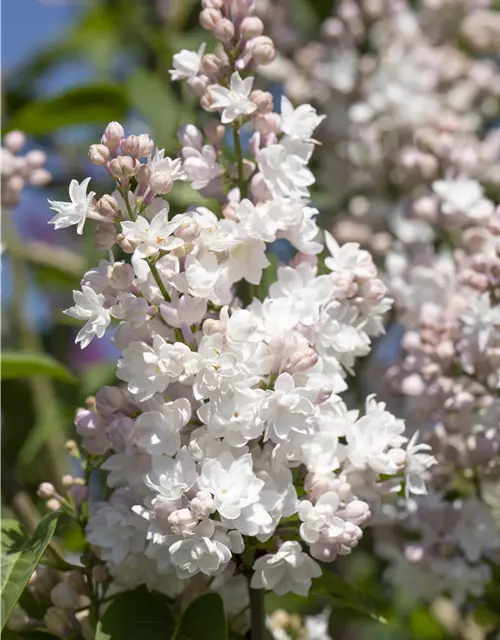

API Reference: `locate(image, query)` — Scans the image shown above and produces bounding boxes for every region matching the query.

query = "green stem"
[247,579,265,640]
[148,259,171,302]
[233,123,248,199]
[118,184,136,221]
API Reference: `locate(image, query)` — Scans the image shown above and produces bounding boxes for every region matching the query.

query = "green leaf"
[1,514,60,630]
[127,69,182,148]
[313,571,386,623]
[96,589,176,640]
[1,352,76,384]
[175,593,227,640]
[5,84,128,135]
[80,362,117,396]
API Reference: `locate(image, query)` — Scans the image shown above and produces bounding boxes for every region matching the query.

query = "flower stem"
[233,122,248,200]
[247,578,265,640]
[147,258,171,302]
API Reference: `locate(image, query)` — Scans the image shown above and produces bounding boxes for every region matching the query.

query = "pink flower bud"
[153,497,180,520]
[250,90,273,114]
[24,149,47,169]
[38,482,56,499]
[190,491,216,518]
[101,121,125,150]
[136,164,151,185]
[120,135,142,157]
[250,172,272,201]
[178,124,203,149]
[3,130,26,153]
[108,415,136,451]
[107,262,134,290]
[203,318,222,335]
[213,17,235,42]
[94,223,117,250]
[222,201,238,221]
[117,233,138,254]
[95,386,134,419]
[46,498,62,512]
[168,508,197,535]
[285,347,318,373]
[253,112,281,134]
[74,408,110,455]
[240,16,264,39]
[149,171,174,195]
[199,7,222,30]
[109,156,140,179]
[204,120,225,144]
[338,500,370,525]
[29,168,51,186]
[95,194,120,220]
[88,144,110,166]
[246,36,276,65]
[61,475,75,486]
[201,53,224,78]
[188,75,210,98]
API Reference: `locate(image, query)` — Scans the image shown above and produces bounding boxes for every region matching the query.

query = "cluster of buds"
[1,130,51,207]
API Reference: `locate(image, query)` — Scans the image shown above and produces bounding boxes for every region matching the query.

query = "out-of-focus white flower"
[169,43,206,81]
[48,177,95,234]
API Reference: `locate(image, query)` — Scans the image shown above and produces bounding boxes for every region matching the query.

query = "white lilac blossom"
[208,72,257,124]
[48,177,95,234]
[46,0,435,612]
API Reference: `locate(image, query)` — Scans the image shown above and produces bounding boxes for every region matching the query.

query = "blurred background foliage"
[1,1,491,638]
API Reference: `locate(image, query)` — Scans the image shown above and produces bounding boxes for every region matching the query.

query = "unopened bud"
[254,112,281,134]
[109,156,140,179]
[61,475,75,487]
[64,439,78,454]
[246,36,276,65]
[199,7,222,30]
[29,168,51,186]
[69,485,90,506]
[44,607,72,637]
[94,223,117,250]
[203,318,222,335]
[25,149,47,169]
[120,135,142,157]
[204,120,225,144]
[222,202,238,221]
[88,144,110,166]
[168,508,197,535]
[4,130,26,153]
[95,194,120,221]
[188,75,210,98]
[213,18,235,42]
[50,582,80,610]
[190,490,216,518]
[102,121,125,150]
[250,90,273,114]
[6,606,29,632]
[107,262,134,289]
[46,498,61,512]
[117,233,138,254]
[136,164,151,185]
[201,53,224,78]
[240,16,264,39]
[149,172,174,195]
[38,482,56,499]
[178,124,203,150]
[286,347,318,373]
[92,565,109,583]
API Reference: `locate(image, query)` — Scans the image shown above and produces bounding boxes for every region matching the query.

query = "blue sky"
[3,0,79,70]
